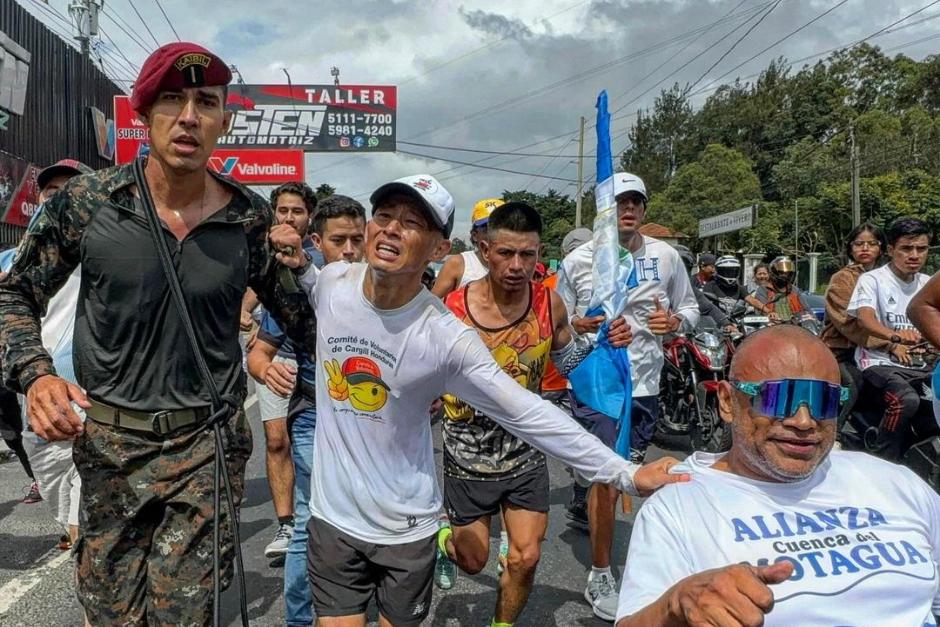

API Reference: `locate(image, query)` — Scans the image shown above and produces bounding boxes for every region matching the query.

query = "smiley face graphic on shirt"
[324,356,390,412]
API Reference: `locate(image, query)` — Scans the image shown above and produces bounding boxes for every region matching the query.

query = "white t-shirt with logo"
[458,250,488,288]
[847,264,929,369]
[299,262,639,544]
[618,450,940,626]
[555,236,699,397]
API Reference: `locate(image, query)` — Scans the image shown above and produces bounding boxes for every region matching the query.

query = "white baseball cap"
[612,172,648,201]
[370,174,455,238]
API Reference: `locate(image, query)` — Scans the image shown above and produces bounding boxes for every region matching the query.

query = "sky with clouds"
[19,0,940,239]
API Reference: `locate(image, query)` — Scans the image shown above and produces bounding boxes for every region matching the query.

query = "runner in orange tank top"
[434,202,633,626]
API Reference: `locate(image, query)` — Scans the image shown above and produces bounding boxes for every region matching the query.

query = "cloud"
[459,7,533,39]
[26,0,939,240]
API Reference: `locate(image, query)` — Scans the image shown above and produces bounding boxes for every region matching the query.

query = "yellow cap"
[471,198,504,227]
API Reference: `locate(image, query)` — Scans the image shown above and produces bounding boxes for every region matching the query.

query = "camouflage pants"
[72,410,252,627]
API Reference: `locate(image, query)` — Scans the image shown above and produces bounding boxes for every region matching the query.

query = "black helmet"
[715,255,741,287]
[673,244,695,274]
[769,256,796,290]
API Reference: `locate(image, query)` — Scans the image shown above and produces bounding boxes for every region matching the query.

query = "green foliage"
[450,237,469,254]
[314,183,335,201]
[500,188,595,259]
[604,43,940,269]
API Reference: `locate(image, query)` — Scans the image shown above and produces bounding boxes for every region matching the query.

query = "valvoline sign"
[113,96,305,184]
[207,149,304,184]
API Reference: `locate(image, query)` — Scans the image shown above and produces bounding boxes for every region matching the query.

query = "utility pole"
[69,0,102,59]
[794,199,799,273]
[575,115,585,228]
[331,66,341,87]
[850,124,861,227]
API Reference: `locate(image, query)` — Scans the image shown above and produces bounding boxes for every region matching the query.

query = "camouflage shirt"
[0,160,315,410]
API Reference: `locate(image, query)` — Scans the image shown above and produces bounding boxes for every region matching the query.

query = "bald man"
[616,326,940,627]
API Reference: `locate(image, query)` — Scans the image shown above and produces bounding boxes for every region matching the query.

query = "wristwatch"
[890,333,902,344]
[292,251,313,276]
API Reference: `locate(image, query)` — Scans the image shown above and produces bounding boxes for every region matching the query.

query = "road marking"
[0,549,71,616]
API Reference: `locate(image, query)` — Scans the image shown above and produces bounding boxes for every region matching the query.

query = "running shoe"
[57,535,72,551]
[264,522,293,558]
[584,570,619,622]
[23,481,42,504]
[434,524,457,590]
[566,497,589,529]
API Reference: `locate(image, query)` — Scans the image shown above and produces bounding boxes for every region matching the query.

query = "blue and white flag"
[568,90,636,459]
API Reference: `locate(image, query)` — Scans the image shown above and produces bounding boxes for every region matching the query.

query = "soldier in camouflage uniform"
[0,42,315,626]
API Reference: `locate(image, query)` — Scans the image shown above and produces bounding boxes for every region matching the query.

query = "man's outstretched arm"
[444,326,687,495]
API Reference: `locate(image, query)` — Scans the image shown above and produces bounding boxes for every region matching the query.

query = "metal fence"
[0,1,125,246]
[0,1,124,169]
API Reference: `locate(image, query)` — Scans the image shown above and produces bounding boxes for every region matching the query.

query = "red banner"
[114,95,149,165]
[0,154,40,227]
[113,96,305,184]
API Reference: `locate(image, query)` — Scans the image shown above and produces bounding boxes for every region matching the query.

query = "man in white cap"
[556,171,699,621]
[270,174,688,627]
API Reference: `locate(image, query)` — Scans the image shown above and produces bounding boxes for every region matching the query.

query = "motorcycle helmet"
[715,255,741,287]
[769,256,796,290]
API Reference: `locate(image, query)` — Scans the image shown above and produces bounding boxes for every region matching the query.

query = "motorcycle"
[840,343,940,492]
[658,315,737,453]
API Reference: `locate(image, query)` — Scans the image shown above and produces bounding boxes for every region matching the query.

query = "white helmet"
[715,255,741,287]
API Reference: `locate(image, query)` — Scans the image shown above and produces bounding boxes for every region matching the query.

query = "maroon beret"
[131,42,232,114]
[37,159,93,190]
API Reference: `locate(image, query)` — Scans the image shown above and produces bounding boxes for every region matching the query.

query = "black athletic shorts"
[306,517,435,625]
[443,463,550,527]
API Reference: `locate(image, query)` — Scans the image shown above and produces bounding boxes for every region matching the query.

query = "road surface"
[0,394,683,626]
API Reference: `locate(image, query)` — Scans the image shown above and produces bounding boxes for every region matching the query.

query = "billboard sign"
[699,205,756,238]
[221,84,396,152]
[114,95,148,164]
[0,152,39,227]
[207,149,305,184]
[113,96,305,184]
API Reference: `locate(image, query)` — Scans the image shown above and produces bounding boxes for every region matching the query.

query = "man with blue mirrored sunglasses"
[617,325,940,627]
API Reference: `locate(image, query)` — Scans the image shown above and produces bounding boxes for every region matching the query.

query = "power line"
[683,0,784,95]
[399,0,590,86]
[152,0,180,41]
[126,0,161,47]
[687,16,940,98]
[98,27,142,76]
[25,0,79,50]
[321,1,781,186]
[696,0,912,92]
[605,0,750,109]
[100,7,152,54]
[396,140,580,158]
[377,1,781,186]
[407,1,781,143]
[395,149,578,182]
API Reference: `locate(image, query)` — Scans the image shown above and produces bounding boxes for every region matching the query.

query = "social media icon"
[339,136,351,148]
[352,136,366,148]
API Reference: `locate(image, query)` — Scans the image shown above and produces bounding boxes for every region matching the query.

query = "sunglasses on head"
[730,378,849,420]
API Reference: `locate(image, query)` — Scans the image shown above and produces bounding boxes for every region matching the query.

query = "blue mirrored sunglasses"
[731,378,849,420]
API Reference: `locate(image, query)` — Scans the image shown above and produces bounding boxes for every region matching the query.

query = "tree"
[619,84,695,194]
[314,183,335,201]
[649,144,764,251]
[500,188,592,259]
[450,237,469,254]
